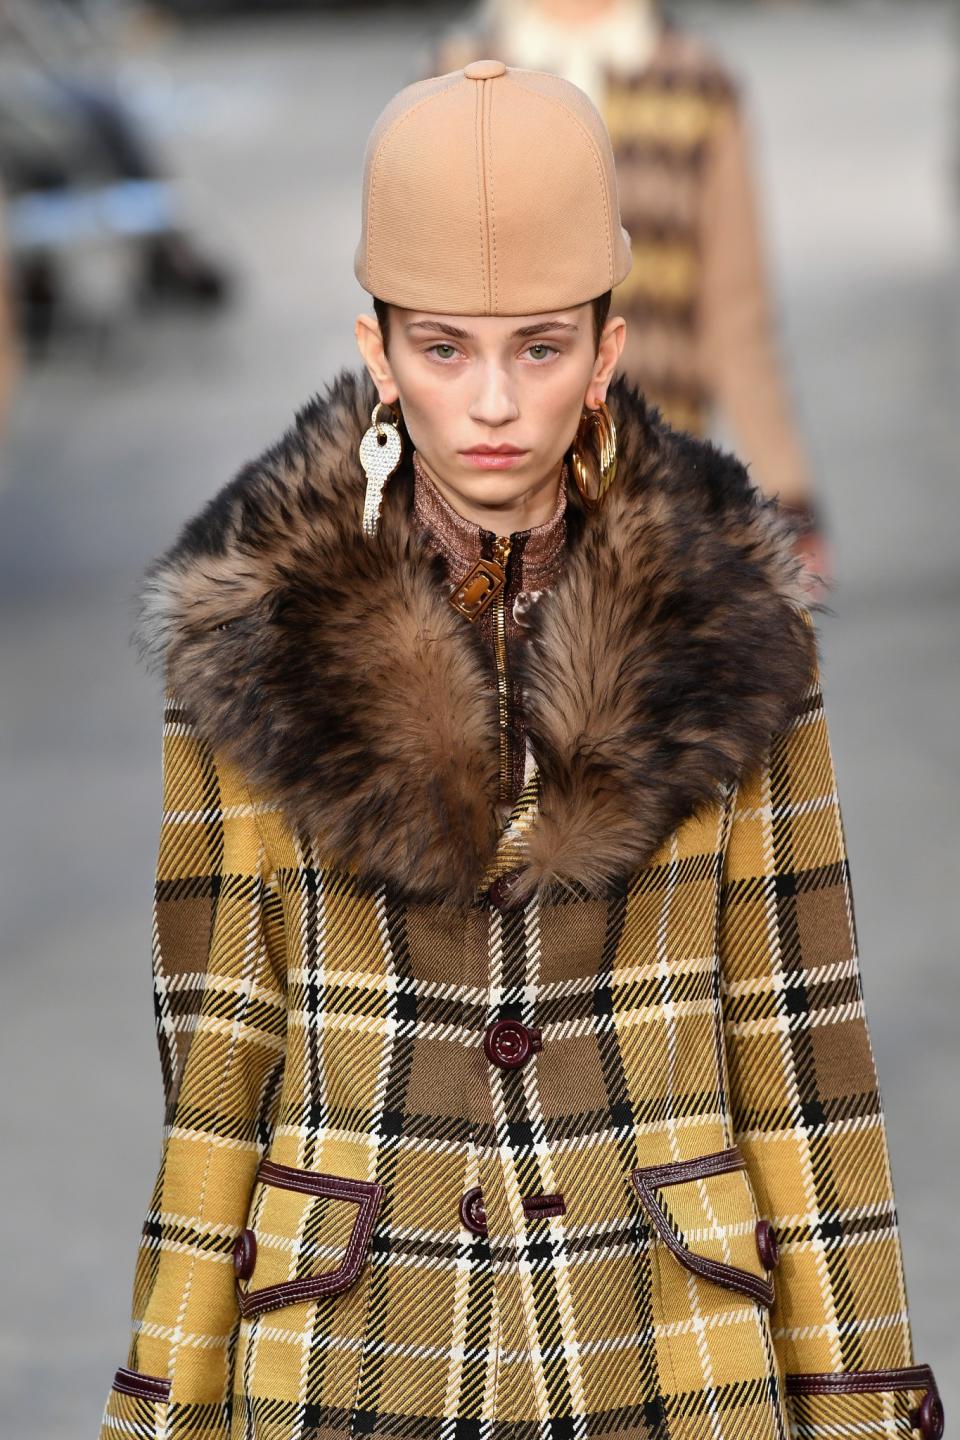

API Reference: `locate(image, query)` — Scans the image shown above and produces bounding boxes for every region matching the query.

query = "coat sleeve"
[98,693,288,1440]
[717,629,943,1439]
[0,188,20,455]
[698,94,816,514]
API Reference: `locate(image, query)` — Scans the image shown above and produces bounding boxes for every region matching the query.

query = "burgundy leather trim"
[255,1160,381,1203]
[636,1145,746,1188]
[631,1145,775,1309]
[459,1188,567,1236]
[523,1192,566,1220]
[111,1366,171,1402]
[785,1364,938,1397]
[237,1161,383,1318]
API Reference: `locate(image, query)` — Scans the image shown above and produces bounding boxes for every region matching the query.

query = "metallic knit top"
[410,450,569,817]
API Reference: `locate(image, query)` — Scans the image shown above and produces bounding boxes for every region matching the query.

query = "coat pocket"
[98,1365,170,1438]
[630,1143,776,1307]
[235,1159,383,1318]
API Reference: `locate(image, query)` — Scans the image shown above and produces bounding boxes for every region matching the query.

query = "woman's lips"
[459,449,528,469]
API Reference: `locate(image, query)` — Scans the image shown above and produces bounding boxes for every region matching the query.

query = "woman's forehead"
[399,309,589,339]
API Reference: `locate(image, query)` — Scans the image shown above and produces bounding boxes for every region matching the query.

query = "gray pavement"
[1,3,957,1434]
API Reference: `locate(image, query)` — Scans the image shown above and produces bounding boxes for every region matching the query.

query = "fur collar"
[133,367,818,908]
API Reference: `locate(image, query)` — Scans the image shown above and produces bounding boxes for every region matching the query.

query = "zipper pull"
[448,534,514,622]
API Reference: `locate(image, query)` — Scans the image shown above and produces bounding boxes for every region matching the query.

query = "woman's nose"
[467,368,520,428]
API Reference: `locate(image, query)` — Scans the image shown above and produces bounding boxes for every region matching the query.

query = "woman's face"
[354,302,625,527]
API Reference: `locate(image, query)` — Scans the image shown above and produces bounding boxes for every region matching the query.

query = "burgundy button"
[488,868,525,910]
[755,1219,779,1271]
[232,1227,257,1281]
[912,1391,944,1440]
[483,1017,542,1070]
[460,1185,488,1236]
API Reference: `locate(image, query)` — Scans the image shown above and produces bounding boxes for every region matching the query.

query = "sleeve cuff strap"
[786,1365,942,1439]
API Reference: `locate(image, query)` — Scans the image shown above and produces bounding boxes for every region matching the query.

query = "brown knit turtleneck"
[411,450,569,816]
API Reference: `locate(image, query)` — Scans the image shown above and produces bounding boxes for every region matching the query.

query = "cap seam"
[507,76,614,288]
[485,79,498,311]
[366,82,460,292]
[474,82,489,310]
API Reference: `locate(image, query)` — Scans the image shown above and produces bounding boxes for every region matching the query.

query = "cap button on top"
[464,59,507,80]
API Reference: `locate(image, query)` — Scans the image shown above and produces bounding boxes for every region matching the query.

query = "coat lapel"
[133,367,818,909]
[481,764,544,895]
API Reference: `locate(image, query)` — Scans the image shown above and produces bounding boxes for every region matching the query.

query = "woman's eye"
[425,341,558,362]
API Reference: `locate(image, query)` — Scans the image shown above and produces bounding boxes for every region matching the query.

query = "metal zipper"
[491,534,513,803]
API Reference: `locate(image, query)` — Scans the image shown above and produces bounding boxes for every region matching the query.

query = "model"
[98,59,941,1440]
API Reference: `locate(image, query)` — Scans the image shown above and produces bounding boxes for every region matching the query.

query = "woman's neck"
[413,450,566,535]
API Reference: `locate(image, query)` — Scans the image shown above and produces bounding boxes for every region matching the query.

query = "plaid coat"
[99,371,941,1440]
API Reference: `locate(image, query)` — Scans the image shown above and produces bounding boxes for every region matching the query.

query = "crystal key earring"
[359,400,403,538]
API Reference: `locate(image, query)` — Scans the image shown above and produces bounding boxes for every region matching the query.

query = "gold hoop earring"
[359,400,403,537]
[570,400,617,509]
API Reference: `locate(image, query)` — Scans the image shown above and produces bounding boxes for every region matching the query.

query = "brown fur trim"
[132,368,818,906]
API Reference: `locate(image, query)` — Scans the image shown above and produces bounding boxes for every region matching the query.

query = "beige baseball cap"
[354,59,633,315]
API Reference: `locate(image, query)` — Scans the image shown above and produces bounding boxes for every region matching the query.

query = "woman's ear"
[584,314,626,409]
[354,312,400,405]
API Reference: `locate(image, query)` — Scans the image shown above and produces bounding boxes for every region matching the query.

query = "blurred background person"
[429,0,829,587]
[0,185,21,457]
[0,0,231,357]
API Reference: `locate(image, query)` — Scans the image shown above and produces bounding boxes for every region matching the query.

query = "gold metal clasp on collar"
[448,556,505,621]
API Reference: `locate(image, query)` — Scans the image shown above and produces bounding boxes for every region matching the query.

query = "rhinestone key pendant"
[359,404,403,538]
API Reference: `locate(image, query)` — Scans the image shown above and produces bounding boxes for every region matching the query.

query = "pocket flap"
[100,1365,171,1435]
[237,1159,383,1318]
[785,1364,943,1439]
[110,1366,171,1402]
[631,1144,775,1307]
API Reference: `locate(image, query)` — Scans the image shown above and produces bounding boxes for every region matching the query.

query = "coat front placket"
[468,765,791,1438]
[467,769,666,1430]
[467,767,549,1427]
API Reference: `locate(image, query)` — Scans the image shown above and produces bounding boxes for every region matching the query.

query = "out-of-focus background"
[0,1,956,1434]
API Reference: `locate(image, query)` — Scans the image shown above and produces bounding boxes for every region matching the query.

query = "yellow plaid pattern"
[99,654,937,1439]
[718,653,930,1434]
[100,698,287,1439]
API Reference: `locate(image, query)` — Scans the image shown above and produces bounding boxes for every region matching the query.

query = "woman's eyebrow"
[404,319,580,339]
[405,320,473,338]
[511,320,580,338]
